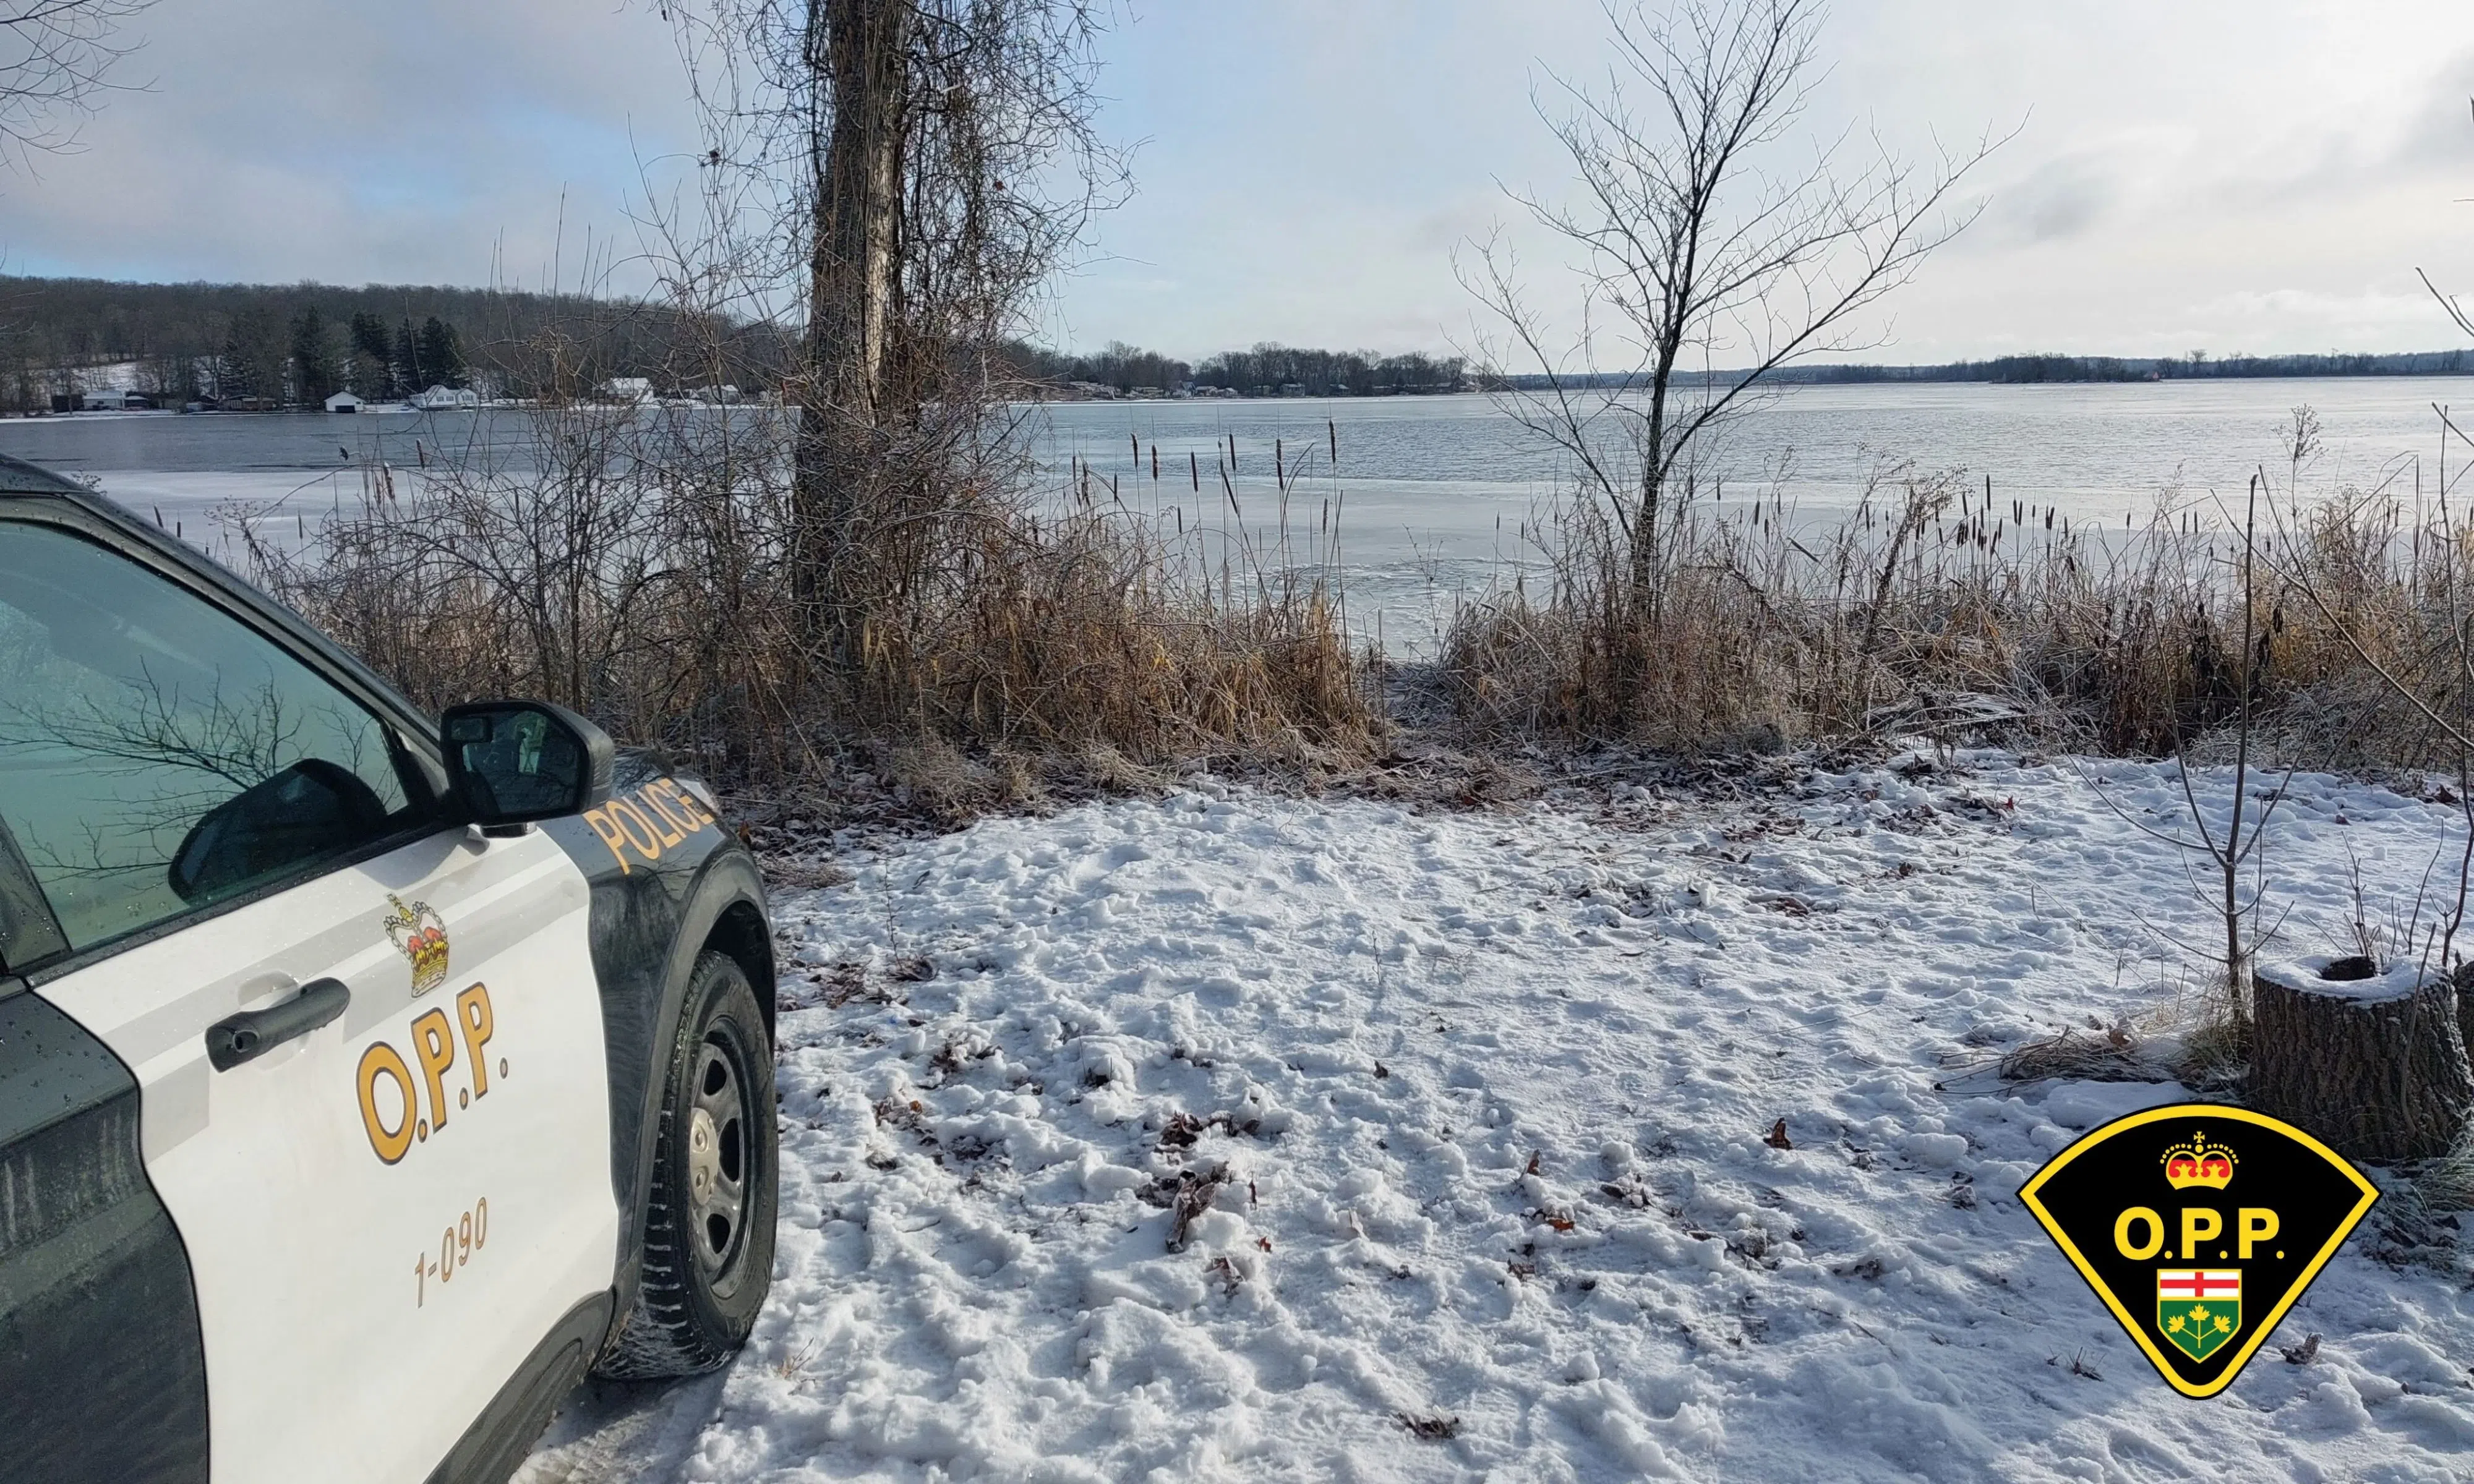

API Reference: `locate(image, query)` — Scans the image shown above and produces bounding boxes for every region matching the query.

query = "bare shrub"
[1447,439,2474,772]
[236,387,1372,788]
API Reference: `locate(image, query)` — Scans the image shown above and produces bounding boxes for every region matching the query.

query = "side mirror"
[440,701,614,827]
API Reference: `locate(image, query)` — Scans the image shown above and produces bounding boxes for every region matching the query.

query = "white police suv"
[0,453,778,1483]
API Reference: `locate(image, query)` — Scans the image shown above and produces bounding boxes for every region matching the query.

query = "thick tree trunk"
[2455,961,2474,1064]
[2252,955,2472,1161]
[794,0,909,666]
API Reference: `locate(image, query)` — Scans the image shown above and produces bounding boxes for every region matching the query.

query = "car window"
[0,519,423,955]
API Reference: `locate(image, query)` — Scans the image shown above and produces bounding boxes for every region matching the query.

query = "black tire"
[596,950,777,1378]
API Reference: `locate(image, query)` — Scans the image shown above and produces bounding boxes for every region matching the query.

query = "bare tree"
[1463,0,2002,727]
[2086,470,2290,1034]
[667,0,1127,694]
[0,0,154,168]
[2413,95,2474,339]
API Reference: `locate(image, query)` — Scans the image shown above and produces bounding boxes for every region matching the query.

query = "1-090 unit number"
[413,1197,489,1308]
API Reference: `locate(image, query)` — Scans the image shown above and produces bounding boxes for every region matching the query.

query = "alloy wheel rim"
[685,1036,748,1279]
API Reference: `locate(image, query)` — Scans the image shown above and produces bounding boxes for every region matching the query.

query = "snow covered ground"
[520,751,2474,1483]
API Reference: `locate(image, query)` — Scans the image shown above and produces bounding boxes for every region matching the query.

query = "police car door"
[0,516,617,1483]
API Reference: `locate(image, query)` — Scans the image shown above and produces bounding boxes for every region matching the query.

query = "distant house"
[325,391,364,414]
[410,385,481,411]
[79,390,152,411]
[599,377,655,403]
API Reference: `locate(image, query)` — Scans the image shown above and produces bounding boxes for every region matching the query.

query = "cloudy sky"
[5,1,2472,363]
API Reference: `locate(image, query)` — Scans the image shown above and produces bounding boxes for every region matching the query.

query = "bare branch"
[0,0,152,169]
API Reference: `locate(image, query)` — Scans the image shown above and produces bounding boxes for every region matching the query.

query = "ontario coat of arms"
[383,894,450,996]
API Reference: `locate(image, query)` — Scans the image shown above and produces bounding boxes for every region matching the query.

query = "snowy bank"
[524,753,2474,1483]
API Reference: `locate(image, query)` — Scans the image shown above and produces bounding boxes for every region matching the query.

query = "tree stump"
[2252,955,2473,1161]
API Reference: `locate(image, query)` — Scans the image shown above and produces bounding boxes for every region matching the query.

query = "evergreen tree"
[217,308,282,402]
[417,316,466,390]
[288,307,337,406]
[348,312,393,398]
[392,317,421,396]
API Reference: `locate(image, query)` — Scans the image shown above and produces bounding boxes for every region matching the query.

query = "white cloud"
[5,0,2472,362]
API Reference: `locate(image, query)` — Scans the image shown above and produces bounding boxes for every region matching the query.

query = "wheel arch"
[599,845,771,1349]
[700,894,776,1046]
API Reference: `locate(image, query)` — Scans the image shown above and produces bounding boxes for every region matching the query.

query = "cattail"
[1190,450,1199,491]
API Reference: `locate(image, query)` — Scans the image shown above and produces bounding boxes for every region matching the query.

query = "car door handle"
[205,978,351,1071]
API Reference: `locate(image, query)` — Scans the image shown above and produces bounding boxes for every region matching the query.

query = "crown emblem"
[2162,1132,2235,1190]
[383,894,450,996]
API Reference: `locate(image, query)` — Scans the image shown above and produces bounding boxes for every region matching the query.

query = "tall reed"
[1445,458,2471,768]
[231,397,1375,787]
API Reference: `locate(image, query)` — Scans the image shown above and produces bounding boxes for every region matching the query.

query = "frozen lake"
[4,378,2467,652]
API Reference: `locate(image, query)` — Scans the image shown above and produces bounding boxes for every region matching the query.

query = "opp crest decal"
[383,893,450,996]
[2019,1103,2378,1397]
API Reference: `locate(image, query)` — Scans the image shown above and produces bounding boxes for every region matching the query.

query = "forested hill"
[0,274,1475,411]
[0,275,779,410]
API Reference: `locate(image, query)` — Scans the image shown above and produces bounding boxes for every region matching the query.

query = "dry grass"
[1444,456,2474,770]
[2418,1135,2474,1211]
[1996,1023,2159,1085]
[231,398,1376,790]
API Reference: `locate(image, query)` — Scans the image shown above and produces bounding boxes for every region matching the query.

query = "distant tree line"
[30,270,2458,414]
[1495,347,2474,393]
[0,276,1477,412]
[999,339,1191,394]
[0,275,790,411]
[1192,344,1466,396]
[998,339,1468,397]
[1800,350,2474,384]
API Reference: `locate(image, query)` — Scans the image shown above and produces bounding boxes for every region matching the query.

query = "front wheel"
[597,950,777,1378]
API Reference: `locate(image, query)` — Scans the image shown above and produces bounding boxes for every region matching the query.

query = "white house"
[410,385,481,411]
[599,377,655,403]
[324,391,364,413]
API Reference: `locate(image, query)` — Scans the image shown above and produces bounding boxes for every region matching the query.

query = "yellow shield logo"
[2019,1104,2377,1397]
